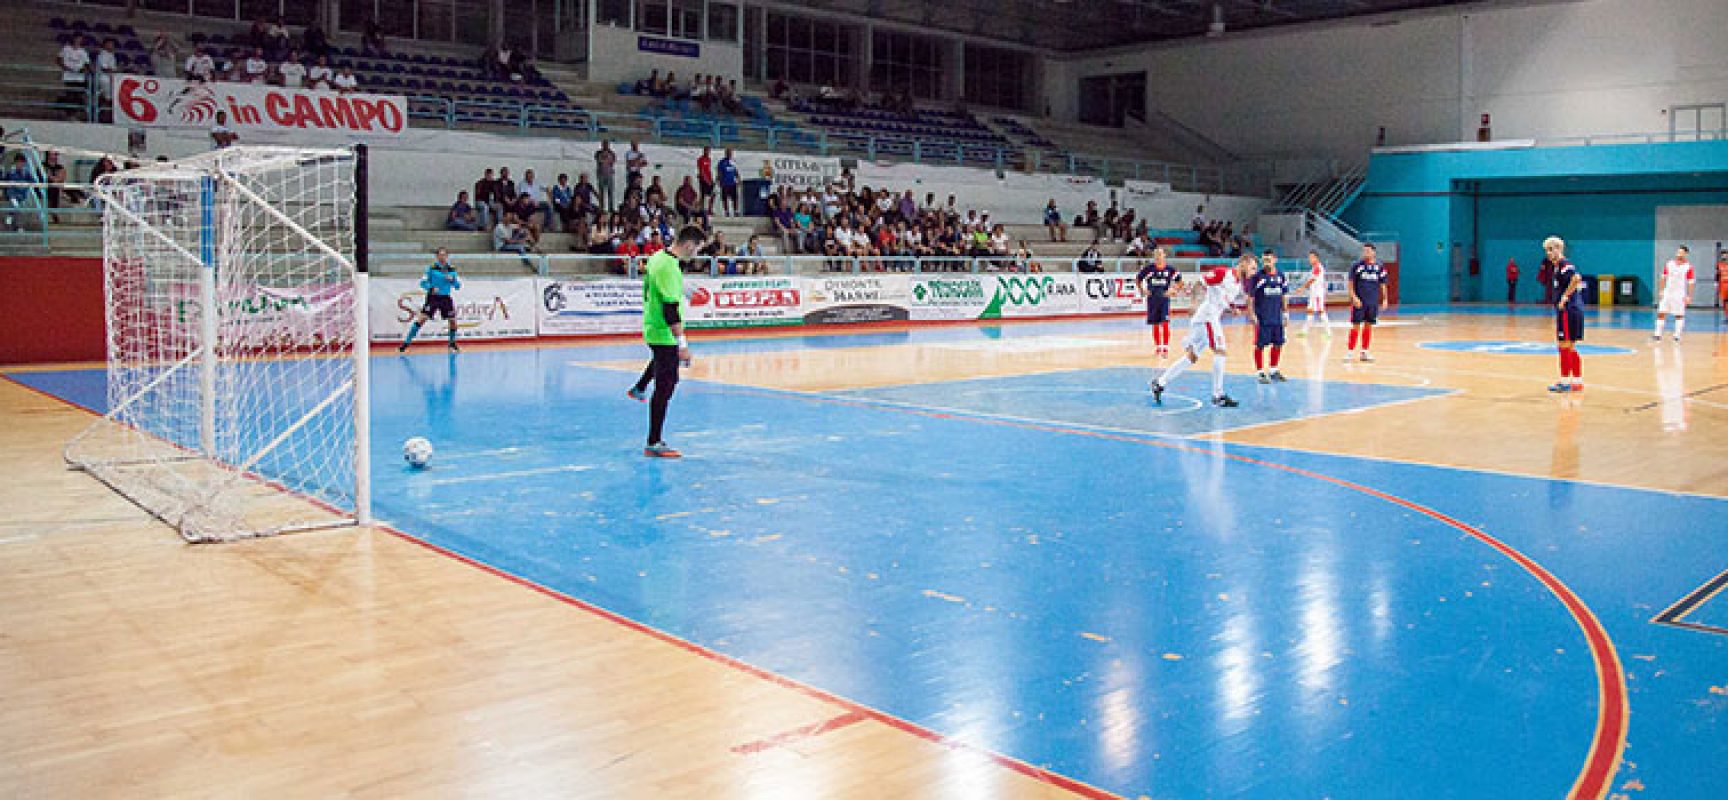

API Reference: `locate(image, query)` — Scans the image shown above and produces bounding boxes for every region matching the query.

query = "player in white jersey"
[1150,254,1251,408]
[1298,250,1331,336]
[1652,246,1695,342]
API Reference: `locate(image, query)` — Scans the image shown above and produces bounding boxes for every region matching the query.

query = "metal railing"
[370,251,1242,279]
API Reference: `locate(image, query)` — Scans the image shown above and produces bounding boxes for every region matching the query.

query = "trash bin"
[1597,273,1616,306]
[741,178,770,216]
[1615,276,1641,306]
[1580,275,1599,305]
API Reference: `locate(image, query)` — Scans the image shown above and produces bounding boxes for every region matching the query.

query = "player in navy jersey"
[1545,236,1585,392]
[1346,243,1387,362]
[1247,250,1290,383]
[1135,247,1182,358]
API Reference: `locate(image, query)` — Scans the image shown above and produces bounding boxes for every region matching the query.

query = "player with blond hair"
[1546,236,1585,393]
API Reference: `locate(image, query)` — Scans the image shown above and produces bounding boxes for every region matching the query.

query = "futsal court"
[4,305,1725,798]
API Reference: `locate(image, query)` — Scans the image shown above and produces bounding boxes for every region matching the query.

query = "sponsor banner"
[1123,179,1172,199]
[909,275,996,321]
[113,74,408,137]
[994,274,1082,318]
[537,278,642,336]
[638,36,700,58]
[802,275,911,325]
[1079,274,1145,314]
[165,281,354,348]
[685,276,803,328]
[757,155,841,191]
[369,278,535,341]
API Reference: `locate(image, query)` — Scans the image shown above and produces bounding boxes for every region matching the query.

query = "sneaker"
[1271,370,1288,383]
[626,387,648,403]
[1359,352,1375,362]
[397,343,408,353]
[1213,395,1240,408]
[644,442,683,458]
[1673,335,1682,343]
[1150,381,1164,405]
[1651,334,1661,341]
[1572,383,1585,393]
[1257,371,1272,384]
[1344,352,1357,363]
[1547,382,1573,393]
[448,342,460,352]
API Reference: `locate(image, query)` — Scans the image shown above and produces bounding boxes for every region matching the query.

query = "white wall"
[585,23,742,87]
[1048,0,1728,159]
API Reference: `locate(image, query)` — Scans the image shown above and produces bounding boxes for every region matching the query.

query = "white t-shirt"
[185,54,215,80]
[308,65,333,85]
[1307,263,1327,296]
[210,124,234,148]
[333,72,358,91]
[1192,267,1245,325]
[278,61,306,87]
[95,51,118,73]
[1661,259,1695,298]
[60,45,90,73]
[245,58,268,80]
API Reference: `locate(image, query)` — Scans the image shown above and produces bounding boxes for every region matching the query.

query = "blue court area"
[8,333,1727,798]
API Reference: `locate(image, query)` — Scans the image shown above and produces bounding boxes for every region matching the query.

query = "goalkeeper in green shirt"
[627,225,705,458]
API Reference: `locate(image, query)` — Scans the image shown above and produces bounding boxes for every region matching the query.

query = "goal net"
[65,145,372,543]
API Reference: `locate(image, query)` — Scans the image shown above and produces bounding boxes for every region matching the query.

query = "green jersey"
[642,250,685,345]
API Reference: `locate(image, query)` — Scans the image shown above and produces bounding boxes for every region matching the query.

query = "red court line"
[730,710,868,756]
[749,389,1629,800]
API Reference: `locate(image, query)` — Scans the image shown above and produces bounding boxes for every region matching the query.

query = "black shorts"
[1556,307,1584,342]
[422,293,455,320]
[1351,302,1380,325]
[720,182,738,202]
[699,179,715,198]
[648,343,681,388]
[1145,295,1171,324]
[1256,323,1287,348]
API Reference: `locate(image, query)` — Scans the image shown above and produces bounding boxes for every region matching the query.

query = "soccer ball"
[403,437,434,469]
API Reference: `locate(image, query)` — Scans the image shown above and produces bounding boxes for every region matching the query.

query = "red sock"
[1161,323,1171,345]
[1348,329,1360,350]
[1254,349,1264,370]
[1271,345,1282,368]
[1558,350,1569,377]
[1362,326,1373,349]
[1571,349,1583,379]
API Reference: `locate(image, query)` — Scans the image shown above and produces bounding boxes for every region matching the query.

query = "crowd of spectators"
[770,79,914,116]
[633,70,747,116]
[1191,206,1254,257]
[766,174,1043,273]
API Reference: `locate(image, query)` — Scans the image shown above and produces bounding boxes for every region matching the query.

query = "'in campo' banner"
[112,75,409,137]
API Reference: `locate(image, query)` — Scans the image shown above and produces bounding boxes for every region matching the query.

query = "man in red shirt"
[1717,250,1728,320]
[696,146,716,215]
[1537,258,1554,305]
[1505,257,1519,304]
[616,235,642,274]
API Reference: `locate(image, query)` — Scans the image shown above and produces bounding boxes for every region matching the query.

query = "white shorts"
[1658,294,1688,315]
[1307,292,1326,312]
[1183,319,1226,354]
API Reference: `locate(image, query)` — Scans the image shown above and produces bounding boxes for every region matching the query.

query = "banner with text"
[802,274,911,324]
[113,74,409,137]
[685,276,803,328]
[536,278,642,336]
[369,278,536,341]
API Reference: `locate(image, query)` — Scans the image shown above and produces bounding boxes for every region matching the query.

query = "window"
[598,0,632,26]
[964,44,1032,111]
[871,30,944,100]
[669,0,702,39]
[708,2,739,42]
[764,12,855,89]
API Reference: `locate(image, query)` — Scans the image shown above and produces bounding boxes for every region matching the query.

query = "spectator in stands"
[773,202,799,254]
[573,173,598,219]
[472,168,499,229]
[645,175,666,207]
[625,140,648,189]
[265,15,292,61]
[1116,208,1137,243]
[1125,232,1151,259]
[2,155,35,232]
[495,167,517,215]
[691,74,713,111]
[210,111,238,149]
[716,148,739,218]
[246,18,270,51]
[93,39,120,97]
[307,56,333,91]
[1192,206,1206,232]
[493,212,534,266]
[1101,202,1120,243]
[302,22,331,59]
[1044,199,1067,242]
[41,151,67,223]
[58,34,92,96]
[594,141,618,212]
[508,191,542,243]
[333,65,359,93]
[551,174,574,231]
[277,51,307,88]
[674,177,703,225]
[243,48,269,84]
[1012,241,1040,273]
[736,236,766,275]
[989,224,1011,258]
[634,69,660,96]
[149,32,180,79]
[361,16,388,57]
[1077,241,1104,273]
[446,190,479,231]
[661,71,680,99]
[897,191,918,226]
[518,169,551,231]
[486,43,514,81]
[769,77,789,100]
[697,231,727,273]
[614,227,640,273]
[185,46,216,83]
[696,147,715,214]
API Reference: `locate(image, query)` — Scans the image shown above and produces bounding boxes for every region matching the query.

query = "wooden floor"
[2,310,1723,797]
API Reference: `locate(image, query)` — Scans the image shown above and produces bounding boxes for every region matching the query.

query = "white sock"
[1655,318,1665,336]
[1212,354,1227,398]
[1675,318,1685,336]
[1157,355,1193,388]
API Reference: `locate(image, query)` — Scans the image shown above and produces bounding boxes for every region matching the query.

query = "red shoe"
[644,443,682,458]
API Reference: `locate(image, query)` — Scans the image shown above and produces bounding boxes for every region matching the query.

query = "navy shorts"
[1145,295,1171,324]
[422,293,456,320]
[1351,302,1380,325]
[1556,307,1584,342]
[1256,323,1286,348]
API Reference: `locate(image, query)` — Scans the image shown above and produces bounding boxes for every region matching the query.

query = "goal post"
[65,145,372,543]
